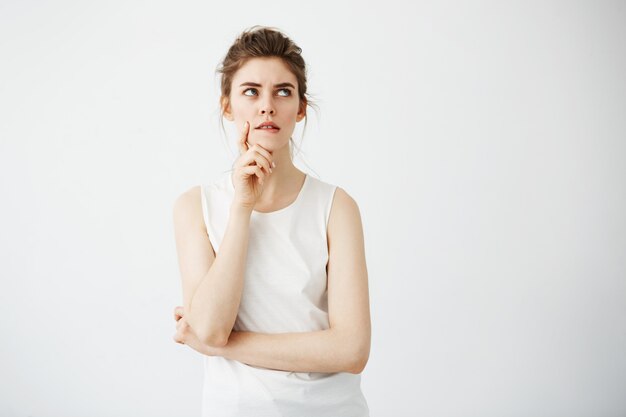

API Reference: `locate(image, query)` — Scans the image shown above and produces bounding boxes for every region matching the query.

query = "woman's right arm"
[173,120,273,347]
[173,187,253,347]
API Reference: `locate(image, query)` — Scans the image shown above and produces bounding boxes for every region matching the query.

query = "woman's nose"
[259,97,275,115]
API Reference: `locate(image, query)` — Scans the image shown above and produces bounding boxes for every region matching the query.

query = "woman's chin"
[248,135,289,151]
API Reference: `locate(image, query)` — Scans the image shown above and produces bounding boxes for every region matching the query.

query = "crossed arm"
[174,326,365,374]
[173,187,371,374]
[222,328,367,374]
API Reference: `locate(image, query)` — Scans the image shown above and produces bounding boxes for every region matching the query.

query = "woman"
[172,25,371,416]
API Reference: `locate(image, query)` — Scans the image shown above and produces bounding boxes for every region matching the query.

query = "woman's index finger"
[239,121,250,154]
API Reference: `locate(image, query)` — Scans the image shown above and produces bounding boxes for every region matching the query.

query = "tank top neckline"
[228,172,309,216]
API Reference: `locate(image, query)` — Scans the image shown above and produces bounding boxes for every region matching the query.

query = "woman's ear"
[296,100,306,122]
[221,96,234,121]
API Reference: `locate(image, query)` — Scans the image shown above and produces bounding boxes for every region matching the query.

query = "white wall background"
[1,1,625,416]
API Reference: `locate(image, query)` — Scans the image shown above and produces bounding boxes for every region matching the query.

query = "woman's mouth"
[255,121,280,133]
[255,126,280,133]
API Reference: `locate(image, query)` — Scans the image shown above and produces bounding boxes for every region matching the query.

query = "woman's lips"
[255,127,280,133]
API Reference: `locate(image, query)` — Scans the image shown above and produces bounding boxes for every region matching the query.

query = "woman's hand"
[231,121,275,210]
[172,306,222,356]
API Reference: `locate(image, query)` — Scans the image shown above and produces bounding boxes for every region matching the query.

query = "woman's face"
[223,57,305,152]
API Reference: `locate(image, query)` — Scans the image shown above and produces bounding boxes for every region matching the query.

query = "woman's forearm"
[214,329,364,374]
[188,205,252,346]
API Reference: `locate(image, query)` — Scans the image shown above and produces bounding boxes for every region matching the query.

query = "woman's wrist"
[229,203,253,217]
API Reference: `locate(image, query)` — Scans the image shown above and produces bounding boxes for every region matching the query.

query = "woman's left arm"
[174,188,371,374]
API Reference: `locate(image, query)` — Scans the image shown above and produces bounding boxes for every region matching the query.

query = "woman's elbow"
[188,315,230,348]
[347,343,370,374]
[348,354,369,374]
[199,327,230,348]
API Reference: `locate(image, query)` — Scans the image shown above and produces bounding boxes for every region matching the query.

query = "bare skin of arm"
[173,120,273,348]
[174,187,372,373]
[173,187,253,347]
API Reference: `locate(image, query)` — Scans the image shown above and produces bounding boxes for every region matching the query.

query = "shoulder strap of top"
[301,175,338,231]
[199,185,210,233]
[324,184,338,230]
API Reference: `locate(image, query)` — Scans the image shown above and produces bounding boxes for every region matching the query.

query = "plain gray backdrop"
[1,1,625,416]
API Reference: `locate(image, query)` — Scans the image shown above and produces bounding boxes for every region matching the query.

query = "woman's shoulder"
[175,172,231,204]
[329,186,359,215]
[172,183,220,242]
[316,176,360,226]
[172,185,204,232]
[173,172,234,227]
[326,184,363,246]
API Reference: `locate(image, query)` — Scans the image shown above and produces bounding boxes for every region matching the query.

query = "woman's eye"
[243,88,291,97]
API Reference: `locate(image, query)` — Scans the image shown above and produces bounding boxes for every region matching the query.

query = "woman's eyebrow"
[239,82,295,89]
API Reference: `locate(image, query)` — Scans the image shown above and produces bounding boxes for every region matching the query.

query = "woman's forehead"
[233,57,297,85]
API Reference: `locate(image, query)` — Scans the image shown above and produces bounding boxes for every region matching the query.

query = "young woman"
[172,26,371,416]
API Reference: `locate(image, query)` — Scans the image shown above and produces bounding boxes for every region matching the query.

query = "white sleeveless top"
[198,171,370,417]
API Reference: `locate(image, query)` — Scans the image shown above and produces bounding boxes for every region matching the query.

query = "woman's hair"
[215,25,318,158]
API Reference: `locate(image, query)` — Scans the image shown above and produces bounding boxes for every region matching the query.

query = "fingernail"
[272,162,276,168]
